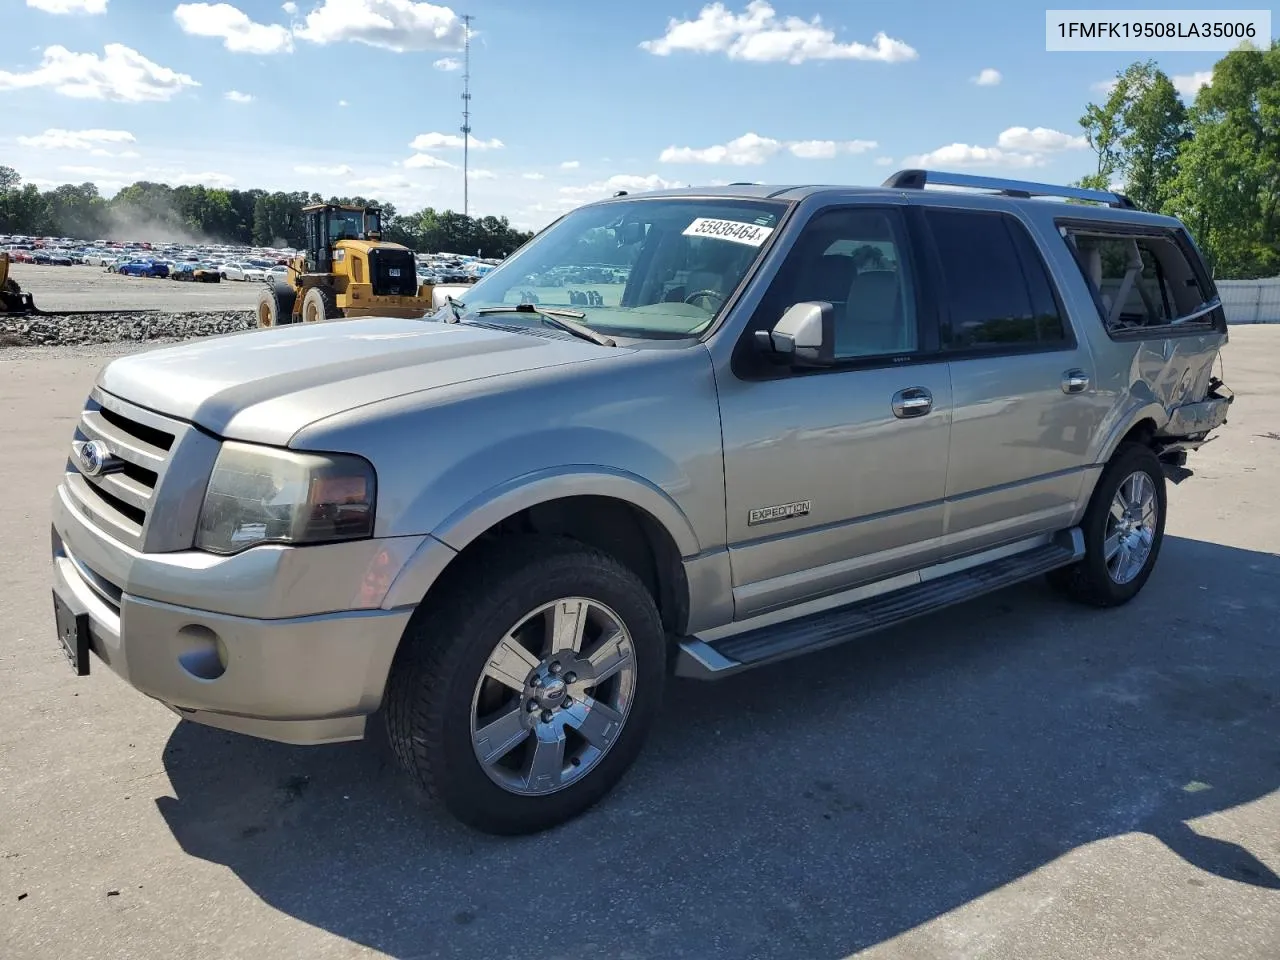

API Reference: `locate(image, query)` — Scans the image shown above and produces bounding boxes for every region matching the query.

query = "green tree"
[1078,60,1188,210]
[1167,42,1280,278]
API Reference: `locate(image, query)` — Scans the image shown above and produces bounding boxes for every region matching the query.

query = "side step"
[675,529,1084,679]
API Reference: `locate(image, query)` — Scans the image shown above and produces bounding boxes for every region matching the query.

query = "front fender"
[434,465,702,558]
[378,466,703,612]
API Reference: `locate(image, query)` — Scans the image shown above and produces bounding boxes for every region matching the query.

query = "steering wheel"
[684,288,725,310]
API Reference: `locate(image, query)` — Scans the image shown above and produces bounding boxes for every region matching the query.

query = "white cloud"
[409,131,503,151]
[874,156,893,166]
[905,125,1087,171]
[660,132,876,165]
[294,163,353,176]
[971,67,1001,86]
[224,89,254,103]
[434,57,461,71]
[295,0,467,53]
[996,126,1087,152]
[470,169,497,180]
[787,138,876,159]
[402,152,456,169]
[171,170,235,186]
[640,1,917,64]
[1092,78,1119,94]
[1172,70,1213,97]
[282,0,297,11]
[17,128,135,152]
[174,3,293,54]
[560,173,684,202]
[902,144,1043,169]
[560,160,580,170]
[521,172,545,180]
[57,164,233,187]
[350,174,413,190]
[26,0,107,13]
[337,98,349,106]
[0,44,199,102]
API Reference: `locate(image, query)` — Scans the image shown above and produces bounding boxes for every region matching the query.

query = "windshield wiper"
[441,296,463,322]
[475,303,616,347]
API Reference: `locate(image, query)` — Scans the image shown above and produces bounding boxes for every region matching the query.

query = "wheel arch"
[383,469,699,636]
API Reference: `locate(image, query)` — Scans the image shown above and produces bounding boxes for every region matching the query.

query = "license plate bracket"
[53,590,91,676]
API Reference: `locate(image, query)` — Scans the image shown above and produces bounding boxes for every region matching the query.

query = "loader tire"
[257,281,296,328]
[301,285,339,323]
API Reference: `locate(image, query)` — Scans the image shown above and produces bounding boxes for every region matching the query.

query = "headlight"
[195,441,376,555]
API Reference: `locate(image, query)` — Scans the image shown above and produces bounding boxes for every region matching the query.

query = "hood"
[97,316,618,445]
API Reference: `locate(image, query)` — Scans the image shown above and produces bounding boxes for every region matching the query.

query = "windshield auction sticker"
[682,218,775,247]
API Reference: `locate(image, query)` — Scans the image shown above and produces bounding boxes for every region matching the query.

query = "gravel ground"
[1,329,1278,960]
[7,263,265,312]
[1,311,254,347]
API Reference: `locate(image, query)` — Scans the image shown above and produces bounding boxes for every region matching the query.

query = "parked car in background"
[218,262,260,281]
[171,262,222,283]
[117,259,169,278]
[265,265,288,284]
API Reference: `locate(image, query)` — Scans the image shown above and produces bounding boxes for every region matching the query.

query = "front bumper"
[51,483,420,745]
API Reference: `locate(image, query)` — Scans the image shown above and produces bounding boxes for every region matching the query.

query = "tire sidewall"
[431,551,666,832]
[1081,445,1168,603]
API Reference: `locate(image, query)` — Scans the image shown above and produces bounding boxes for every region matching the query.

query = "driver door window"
[757,207,919,360]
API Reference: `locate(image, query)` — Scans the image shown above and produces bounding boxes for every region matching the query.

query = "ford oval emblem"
[75,440,107,477]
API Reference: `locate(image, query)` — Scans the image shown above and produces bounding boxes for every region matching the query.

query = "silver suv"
[50,170,1233,834]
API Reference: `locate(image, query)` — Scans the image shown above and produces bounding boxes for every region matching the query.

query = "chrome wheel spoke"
[483,637,541,693]
[525,730,566,794]
[474,707,530,765]
[1104,531,1123,561]
[567,698,625,751]
[547,599,588,656]
[585,628,631,686]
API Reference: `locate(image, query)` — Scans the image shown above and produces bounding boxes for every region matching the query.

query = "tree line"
[0,168,534,259]
[1078,41,1279,279]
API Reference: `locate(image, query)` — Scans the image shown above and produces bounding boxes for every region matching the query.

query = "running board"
[675,529,1084,679]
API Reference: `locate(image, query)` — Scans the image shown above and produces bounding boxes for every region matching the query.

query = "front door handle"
[892,387,933,419]
[1062,369,1091,394]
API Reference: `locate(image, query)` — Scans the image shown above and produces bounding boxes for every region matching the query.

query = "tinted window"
[761,207,918,359]
[926,209,1067,349]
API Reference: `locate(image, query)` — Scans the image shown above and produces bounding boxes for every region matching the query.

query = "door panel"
[943,349,1105,555]
[720,365,952,618]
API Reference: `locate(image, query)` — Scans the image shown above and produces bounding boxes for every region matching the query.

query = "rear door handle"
[1062,369,1090,394]
[892,387,933,419]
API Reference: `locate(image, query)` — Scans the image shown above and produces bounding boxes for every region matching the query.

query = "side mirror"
[754,301,836,367]
[615,221,646,246]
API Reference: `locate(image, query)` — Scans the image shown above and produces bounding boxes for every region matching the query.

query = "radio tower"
[460,14,474,218]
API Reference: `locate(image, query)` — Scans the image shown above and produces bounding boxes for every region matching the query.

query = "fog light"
[175,624,227,681]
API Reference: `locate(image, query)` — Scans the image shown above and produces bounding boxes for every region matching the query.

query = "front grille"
[64,390,179,549]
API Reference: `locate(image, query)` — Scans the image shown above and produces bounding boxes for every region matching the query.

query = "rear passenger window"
[1063,229,1222,335]
[925,209,1068,350]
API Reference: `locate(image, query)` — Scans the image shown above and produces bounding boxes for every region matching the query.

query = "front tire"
[1049,442,1167,607]
[384,536,666,835]
[301,285,339,323]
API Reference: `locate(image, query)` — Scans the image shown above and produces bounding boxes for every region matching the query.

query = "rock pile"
[0,311,255,348]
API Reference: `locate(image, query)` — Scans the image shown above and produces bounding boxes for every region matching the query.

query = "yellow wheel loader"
[256,204,438,327]
[1,252,37,315]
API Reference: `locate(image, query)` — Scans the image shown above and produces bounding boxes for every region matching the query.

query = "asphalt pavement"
[2,329,1278,960]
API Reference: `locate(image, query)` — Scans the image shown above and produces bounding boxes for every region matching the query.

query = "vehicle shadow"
[154,535,1280,959]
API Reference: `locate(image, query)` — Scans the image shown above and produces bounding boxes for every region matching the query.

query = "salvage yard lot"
[8,263,263,313]
[1,328,1278,960]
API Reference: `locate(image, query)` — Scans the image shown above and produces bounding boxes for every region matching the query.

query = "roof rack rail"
[882,169,1135,209]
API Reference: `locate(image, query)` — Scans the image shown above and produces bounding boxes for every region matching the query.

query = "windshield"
[329,209,365,241]
[452,197,788,338]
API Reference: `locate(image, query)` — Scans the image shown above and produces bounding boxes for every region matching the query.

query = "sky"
[2,0,1224,231]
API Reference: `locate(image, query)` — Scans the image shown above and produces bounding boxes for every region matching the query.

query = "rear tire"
[1048,442,1167,607]
[384,535,666,835]
[301,285,339,323]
